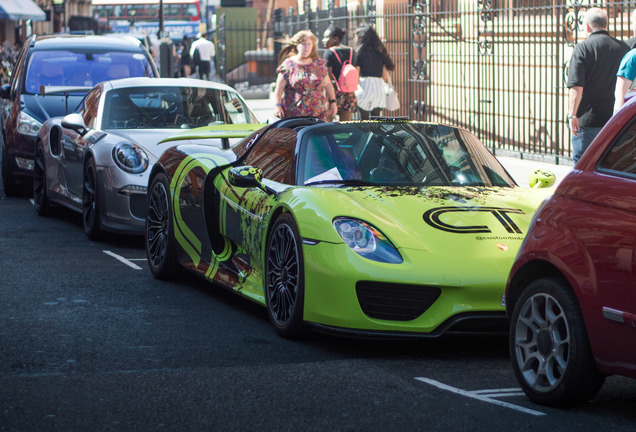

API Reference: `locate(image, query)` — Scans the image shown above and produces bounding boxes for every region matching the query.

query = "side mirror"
[228,165,275,195]
[0,84,10,100]
[529,168,556,188]
[61,113,88,136]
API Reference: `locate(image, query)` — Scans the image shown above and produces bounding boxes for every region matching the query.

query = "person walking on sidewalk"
[322,25,358,121]
[190,33,216,80]
[272,30,337,121]
[354,24,395,120]
[566,7,628,162]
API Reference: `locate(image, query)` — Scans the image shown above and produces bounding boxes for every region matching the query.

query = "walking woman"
[272,30,338,121]
[354,24,395,120]
[322,25,358,121]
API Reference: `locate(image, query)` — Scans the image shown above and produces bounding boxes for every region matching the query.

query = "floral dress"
[277,58,329,120]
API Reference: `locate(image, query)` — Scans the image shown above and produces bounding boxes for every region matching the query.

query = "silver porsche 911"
[33,77,263,240]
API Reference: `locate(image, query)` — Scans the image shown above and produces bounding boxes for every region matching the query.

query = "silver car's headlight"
[112,142,149,174]
[17,112,42,137]
[333,217,403,264]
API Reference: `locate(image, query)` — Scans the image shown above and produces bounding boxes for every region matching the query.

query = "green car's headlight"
[333,217,403,264]
[112,142,149,174]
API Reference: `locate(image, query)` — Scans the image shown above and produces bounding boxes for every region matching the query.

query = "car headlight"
[17,112,42,137]
[333,217,403,264]
[112,142,149,174]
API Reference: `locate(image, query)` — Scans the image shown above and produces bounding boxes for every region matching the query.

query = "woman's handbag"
[385,77,400,111]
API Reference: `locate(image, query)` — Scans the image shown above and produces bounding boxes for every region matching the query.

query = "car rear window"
[24,50,155,93]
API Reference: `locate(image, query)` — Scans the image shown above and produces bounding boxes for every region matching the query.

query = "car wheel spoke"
[146,182,169,267]
[267,223,299,325]
[514,292,571,393]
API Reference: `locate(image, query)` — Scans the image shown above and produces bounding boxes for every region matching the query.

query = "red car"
[505,98,636,406]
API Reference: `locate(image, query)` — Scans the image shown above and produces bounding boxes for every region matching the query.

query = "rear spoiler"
[39,85,93,96]
[39,85,93,114]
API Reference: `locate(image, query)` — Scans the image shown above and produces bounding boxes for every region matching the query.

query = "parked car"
[506,96,636,406]
[34,77,261,240]
[145,117,555,338]
[0,34,158,196]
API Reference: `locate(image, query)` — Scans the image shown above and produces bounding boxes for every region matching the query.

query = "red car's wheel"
[509,277,605,406]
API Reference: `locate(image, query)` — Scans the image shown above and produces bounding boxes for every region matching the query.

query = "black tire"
[33,144,52,216]
[509,276,605,407]
[2,144,20,196]
[265,212,306,338]
[145,172,177,280]
[83,157,102,241]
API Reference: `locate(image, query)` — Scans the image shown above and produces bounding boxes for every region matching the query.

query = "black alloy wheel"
[1,144,20,196]
[83,157,102,241]
[146,172,177,280]
[33,144,51,216]
[265,212,306,338]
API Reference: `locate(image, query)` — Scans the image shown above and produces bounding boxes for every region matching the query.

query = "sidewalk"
[244,97,574,188]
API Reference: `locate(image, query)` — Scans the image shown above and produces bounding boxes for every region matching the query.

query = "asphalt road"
[1,158,635,431]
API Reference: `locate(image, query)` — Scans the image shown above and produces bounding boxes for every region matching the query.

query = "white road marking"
[103,250,143,270]
[415,377,545,416]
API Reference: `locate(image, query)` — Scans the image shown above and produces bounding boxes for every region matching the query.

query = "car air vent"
[355,282,441,321]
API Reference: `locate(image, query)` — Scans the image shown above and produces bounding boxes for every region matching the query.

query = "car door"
[61,88,102,200]
[219,127,297,265]
[583,123,636,364]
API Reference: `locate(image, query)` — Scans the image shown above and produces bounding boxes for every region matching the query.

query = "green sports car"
[145,117,555,338]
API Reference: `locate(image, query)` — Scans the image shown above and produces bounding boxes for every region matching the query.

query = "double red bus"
[92,0,203,36]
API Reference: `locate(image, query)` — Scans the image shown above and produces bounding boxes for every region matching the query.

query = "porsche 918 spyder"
[33,77,261,239]
[146,117,555,338]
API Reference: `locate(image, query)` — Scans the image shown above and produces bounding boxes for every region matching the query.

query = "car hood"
[24,94,86,123]
[115,124,264,158]
[108,129,187,158]
[291,185,552,255]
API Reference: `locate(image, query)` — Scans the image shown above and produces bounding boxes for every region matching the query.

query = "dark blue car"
[0,34,158,195]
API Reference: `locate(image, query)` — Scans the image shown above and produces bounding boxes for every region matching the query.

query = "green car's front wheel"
[265,213,306,338]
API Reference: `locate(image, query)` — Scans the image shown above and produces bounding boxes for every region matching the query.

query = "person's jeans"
[572,126,602,163]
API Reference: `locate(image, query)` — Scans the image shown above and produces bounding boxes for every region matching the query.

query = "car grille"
[355,282,441,321]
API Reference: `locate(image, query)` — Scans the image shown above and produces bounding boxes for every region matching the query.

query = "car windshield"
[24,50,155,94]
[102,86,259,129]
[297,122,515,187]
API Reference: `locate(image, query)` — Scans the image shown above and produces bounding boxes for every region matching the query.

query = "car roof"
[102,77,240,92]
[30,35,145,51]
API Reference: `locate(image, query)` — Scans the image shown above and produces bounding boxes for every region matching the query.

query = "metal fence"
[217,1,636,162]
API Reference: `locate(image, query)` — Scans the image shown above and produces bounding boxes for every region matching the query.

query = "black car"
[0,34,158,195]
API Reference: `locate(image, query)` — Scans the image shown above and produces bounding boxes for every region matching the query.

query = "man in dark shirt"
[566,7,629,162]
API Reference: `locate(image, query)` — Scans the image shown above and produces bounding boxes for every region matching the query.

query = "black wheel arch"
[506,260,569,320]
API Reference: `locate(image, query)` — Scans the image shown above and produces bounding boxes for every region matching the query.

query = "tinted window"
[297,123,515,187]
[24,49,155,93]
[243,128,297,184]
[102,86,258,129]
[599,124,636,176]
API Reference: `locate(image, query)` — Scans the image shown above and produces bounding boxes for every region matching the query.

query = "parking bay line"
[415,377,545,416]
[103,250,143,270]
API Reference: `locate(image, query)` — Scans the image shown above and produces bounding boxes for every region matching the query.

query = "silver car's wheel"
[265,213,305,338]
[33,144,51,216]
[145,172,177,280]
[83,158,102,241]
[510,277,605,406]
